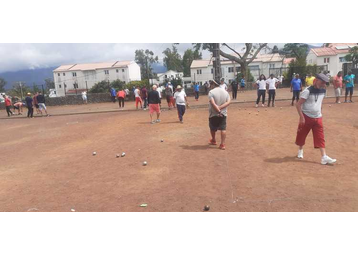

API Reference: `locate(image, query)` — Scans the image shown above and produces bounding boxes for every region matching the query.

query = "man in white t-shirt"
[173,85,188,123]
[219,78,228,91]
[295,73,336,165]
[266,74,279,107]
[156,84,163,100]
[134,86,142,110]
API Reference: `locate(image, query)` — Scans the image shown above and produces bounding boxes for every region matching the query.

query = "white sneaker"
[255,104,258,108]
[261,104,265,107]
[321,155,337,165]
[297,149,303,159]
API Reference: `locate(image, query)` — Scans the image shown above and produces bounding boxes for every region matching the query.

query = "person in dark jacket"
[147,85,161,124]
[25,93,34,118]
[36,92,49,116]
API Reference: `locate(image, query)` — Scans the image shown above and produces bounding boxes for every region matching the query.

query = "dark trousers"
[292,90,300,102]
[232,89,237,99]
[194,91,199,100]
[118,97,124,108]
[6,106,13,116]
[111,96,116,103]
[27,107,33,118]
[142,97,148,108]
[268,90,276,106]
[176,104,186,121]
[205,87,208,95]
[256,90,266,104]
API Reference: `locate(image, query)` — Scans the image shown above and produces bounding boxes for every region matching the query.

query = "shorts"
[38,103,46,110]
[293,90,300,98]
[209,116,227,131]
[149,104,160,114]
[346,87,354,96]
[166,96,173,103]
[335,88,342,97]
[240,85,245,88]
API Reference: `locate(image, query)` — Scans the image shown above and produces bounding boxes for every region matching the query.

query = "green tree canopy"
[282,43,309,61]
[182,48,202,77]
[163,45,183,72]
[0,77,6,92]
[345,46,358,68]
[89,80,126,93]
[45,78,55,91]
[135,49,159,79]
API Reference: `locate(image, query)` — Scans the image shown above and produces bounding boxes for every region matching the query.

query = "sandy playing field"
[1,93,358,212]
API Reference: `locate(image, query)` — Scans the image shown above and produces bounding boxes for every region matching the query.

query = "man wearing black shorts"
[208,80,231,150]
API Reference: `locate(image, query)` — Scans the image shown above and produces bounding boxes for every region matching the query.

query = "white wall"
[53,62,142,96]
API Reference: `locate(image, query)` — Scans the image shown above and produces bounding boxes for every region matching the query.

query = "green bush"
[89,79,126,93]
[237,71,254,82]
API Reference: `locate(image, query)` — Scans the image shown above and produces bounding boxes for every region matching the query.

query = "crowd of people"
[3,92,49,118]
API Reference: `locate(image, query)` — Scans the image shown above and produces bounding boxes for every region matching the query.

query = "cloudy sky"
[0,43,323,73]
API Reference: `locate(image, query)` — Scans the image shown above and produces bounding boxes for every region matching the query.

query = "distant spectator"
[194,83,200,101]
[110,87,116,103]
[220,78,228,91]
[4,95,13,117]
[148,85,161,124]
[344,71,355,103]
[134,86,142,109]
[141,86,148,109]
[174,85,188,123]
[266,74,279,107]
[255,74,267,107]
[305,73,315,87]
[240,76,245,93]
[25,93,34,118]
[116,89,125,108]
[291,74,302,106]
[81,91,88,104]
[36,92,49,117]
[333,71,343,104]
[165,84,174,109]
[204,81,209,95]
[33,92,40,114]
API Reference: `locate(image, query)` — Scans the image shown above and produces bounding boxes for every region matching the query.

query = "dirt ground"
[1,94,358,212]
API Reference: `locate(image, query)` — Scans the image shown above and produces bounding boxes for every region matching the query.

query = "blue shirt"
[291,78,302,91]
[194,84,200,92]
[110,88,116,96]
[344,74,355,88]
[240,79,245,86]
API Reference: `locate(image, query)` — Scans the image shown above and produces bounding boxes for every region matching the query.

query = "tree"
[0,77,6,92]
[282,43,309,61]
[89,80,126,93]
[45,78,55,91]
[135,49,159,79]
[182,48,202,77]
[162,45,183,72]
[271,45,279,54]
[345,46,358,68]
[193,43,268,79]
[10,82,31,98]
[32,83,41,93]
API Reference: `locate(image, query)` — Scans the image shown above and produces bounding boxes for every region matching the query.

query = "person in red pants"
[295,73,336,165]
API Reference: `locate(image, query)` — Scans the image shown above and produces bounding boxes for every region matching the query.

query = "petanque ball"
[143,161,147,166]
[204,205,210,211]
[93,152,97,156]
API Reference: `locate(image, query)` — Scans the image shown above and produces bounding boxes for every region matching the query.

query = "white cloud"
[0,43,323,73]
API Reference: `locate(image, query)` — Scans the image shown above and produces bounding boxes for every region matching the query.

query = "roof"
[54,61,134,72]
[191,53,291,68]
[311,43,358,57]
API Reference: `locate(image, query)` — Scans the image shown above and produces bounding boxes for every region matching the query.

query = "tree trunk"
[241,65,247,80]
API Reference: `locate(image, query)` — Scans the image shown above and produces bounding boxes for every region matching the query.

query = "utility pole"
[213,43,222,81]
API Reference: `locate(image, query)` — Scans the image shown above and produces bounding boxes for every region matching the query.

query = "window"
[116,69,119,73]
[197,69,202,74]
[269,64,275,68]
[105,70,109,75]
[73,83,78,89]
[165,75,167,78]
[72,72,77,77]
[57,73,60,77]
[324,58,330,63]
[63,73,66,76]
[236,67,240,72]
[211,68,213,74]
[228,67,234,73]
[122,69,125,72]
[59,84,62,88]
[339,57,346,63]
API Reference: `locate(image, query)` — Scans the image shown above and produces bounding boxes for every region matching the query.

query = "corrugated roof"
[311,43,358,56]
[190,59,212,68]
[54,61,133,72]
[311,48,337,56]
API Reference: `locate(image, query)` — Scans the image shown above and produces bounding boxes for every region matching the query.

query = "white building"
[190,53,294,85]
[306,43,358,76]
[53,61,141,96]
[149,70,184,84]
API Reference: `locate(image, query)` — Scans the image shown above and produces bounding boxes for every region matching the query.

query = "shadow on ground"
[264,156,321,165]
[180,144,218,151]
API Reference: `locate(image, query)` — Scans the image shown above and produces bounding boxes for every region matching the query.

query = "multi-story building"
[53,61,141,96]
[190,53,294,85]
[306,43,358,76]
